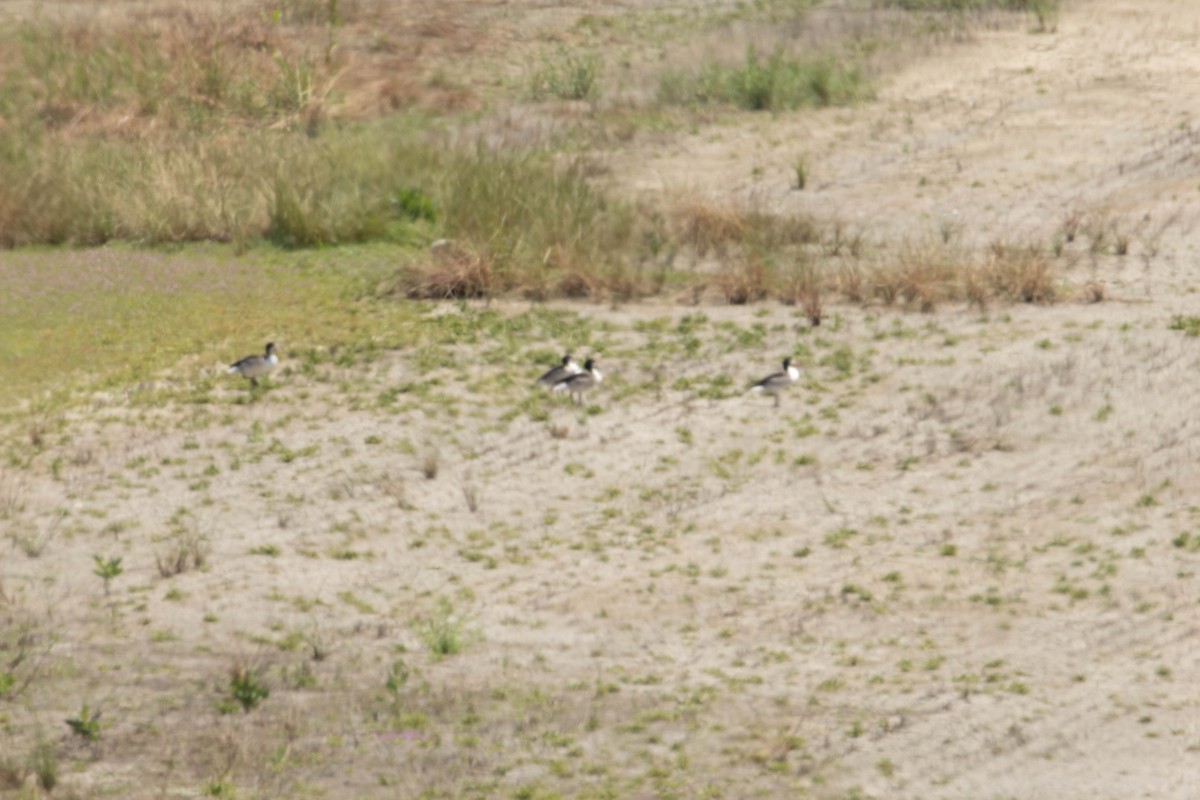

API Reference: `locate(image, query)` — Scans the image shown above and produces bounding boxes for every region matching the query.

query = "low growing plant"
[218,665,270,714]
[28,740,57,792]
[793,156,808,191]
[385,658,410,701]
[658,46,868,112]
[528,49,602,101]
[65,703,102,741]
[92,555,123,595]
[419,598,476,657]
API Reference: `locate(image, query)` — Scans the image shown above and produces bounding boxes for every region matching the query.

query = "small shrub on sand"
[419,598,477,657]
[658,47,869,111]
[528,49,602,101]
[218,664,269,714]
[65,704,102,742]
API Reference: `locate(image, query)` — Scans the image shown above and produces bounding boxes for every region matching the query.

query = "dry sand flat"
[613,0,1200,266]
[7,299,1200,798]
[3,1,1200,799]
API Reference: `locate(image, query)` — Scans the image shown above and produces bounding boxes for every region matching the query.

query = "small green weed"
[218,666,270,714]
[385,658,411,701]
[793,156,808,191]
[392,186,438,222]
[419,598,475,657]
[65,703,102,741]
[824,527,858,549]
[28,740,57,791]
[202,778,238,798]
[1168,315,1200,337]
[92,555,123,595]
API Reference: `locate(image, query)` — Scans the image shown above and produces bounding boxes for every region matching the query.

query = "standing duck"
[228,342,279,387]
[536,353,583,388]
[750,357,800,407]
[552,358,603,406]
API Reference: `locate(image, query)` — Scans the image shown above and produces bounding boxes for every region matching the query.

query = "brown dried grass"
[871,241,963,311]
[675,201,751,257]
[673,199,821,259]
[859,238,1066,311]
[789,260,825,326]
[402,242,498,300]
[709,255,769,305]
[984,241,1059,304]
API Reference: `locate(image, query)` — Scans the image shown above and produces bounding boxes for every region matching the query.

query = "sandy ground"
[4,1,1200,798]
[611,0,1200,268]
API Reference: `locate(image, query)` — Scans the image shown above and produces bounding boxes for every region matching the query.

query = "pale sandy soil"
[611,0,1200,262]
[4,1,1200,799]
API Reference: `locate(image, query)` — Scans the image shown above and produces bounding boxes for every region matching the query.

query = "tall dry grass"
[0,2,1074,309]
[0,125,422,247]
[676,223,1067,312]
[0,117,671,298]
[387,147,660,300]
[0,5,656,295]
[0,5,419,245]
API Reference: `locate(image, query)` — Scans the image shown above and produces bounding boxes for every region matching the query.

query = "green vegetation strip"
[0,245,403,412]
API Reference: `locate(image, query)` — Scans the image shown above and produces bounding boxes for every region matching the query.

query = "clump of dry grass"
[710,256,771,304]
[832,259,868,303]
[675,201,752,258]
[870,240,963,311]
[421,447,441,480]
[822,221,866,258]
[459,474,482,513]
[0,473,27,519]
[1079,279,1106,304]
[851,237,1065,311]
[386,149,660,301]
[777,258,825,325]
[377,473,408,508]
[1060,209,1084,243]
[962,263,993,309]
[673,198,828,304]
[156,528,211,578]
[402,242,496,300]
[673,199,820,259]
[983,241,1059,304]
